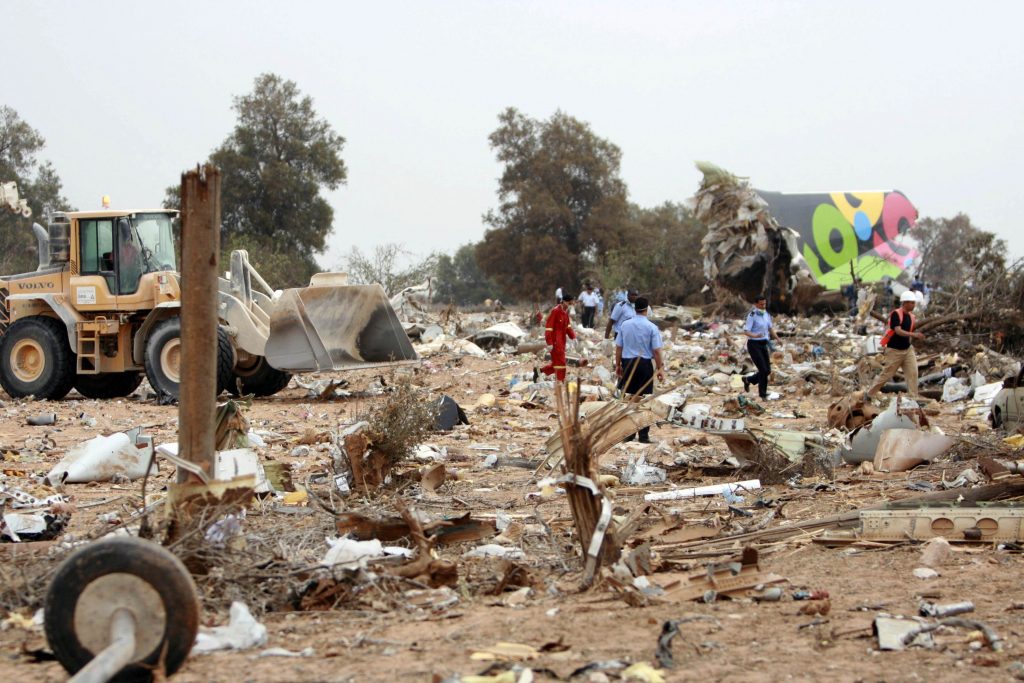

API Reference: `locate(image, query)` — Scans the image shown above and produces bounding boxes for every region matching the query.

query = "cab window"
[79,219,117,292]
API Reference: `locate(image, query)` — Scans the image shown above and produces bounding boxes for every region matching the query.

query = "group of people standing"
[557,284,603,328]
[544,285,663,443]
[541,278,926,445]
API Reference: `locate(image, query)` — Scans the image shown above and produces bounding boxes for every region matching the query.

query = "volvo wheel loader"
[0,209,417,401]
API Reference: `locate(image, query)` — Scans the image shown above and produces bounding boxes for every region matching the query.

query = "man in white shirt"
[579,284,600,328]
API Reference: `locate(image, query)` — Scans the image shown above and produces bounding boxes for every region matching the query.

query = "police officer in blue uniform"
[741,294,780,400]
[615,297,664,443]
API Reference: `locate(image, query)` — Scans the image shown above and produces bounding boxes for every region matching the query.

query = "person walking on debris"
[540,292,576,382]
[604,289,638,340]
[741,294,780,400]
[579,283,599,328]
[866,290,924,399]
[615,297,664,443]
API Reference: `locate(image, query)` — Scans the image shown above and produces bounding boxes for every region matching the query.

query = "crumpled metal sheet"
[692,162,823,312]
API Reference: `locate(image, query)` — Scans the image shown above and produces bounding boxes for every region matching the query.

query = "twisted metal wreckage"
[693,162,918,313]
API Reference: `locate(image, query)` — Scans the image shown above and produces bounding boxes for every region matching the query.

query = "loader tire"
[0,316,75,400]
[144,318,234,400]
[74,372,143,399]
[229,355,293,397]
[215,327,236,396]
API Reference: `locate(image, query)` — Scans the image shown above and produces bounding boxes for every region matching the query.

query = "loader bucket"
[264,284,418,372]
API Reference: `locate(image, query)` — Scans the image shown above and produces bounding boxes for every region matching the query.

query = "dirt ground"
[2,320,1023,682]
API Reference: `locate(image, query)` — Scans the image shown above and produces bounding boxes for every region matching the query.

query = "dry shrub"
[365,381,438,466]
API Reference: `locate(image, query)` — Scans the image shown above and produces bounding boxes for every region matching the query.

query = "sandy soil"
[1,323,1022,683]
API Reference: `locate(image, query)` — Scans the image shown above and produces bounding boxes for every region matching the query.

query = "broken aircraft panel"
[756,189,919,290]
[693,163,920,308]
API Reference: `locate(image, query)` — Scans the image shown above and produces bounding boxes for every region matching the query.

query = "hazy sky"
[5,1,1023,270]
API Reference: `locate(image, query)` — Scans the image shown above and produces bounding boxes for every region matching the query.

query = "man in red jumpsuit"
[540,292,576,382]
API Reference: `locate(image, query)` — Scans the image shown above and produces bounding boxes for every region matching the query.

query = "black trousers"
[582,306,596,328]
[618,357,654,442]
[745,339,771,399]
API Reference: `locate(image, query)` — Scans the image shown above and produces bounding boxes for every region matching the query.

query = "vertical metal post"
[177,165,220,481]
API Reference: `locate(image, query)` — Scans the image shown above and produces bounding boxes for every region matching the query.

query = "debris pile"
[693,161,822,312]
[3,295,1024,681]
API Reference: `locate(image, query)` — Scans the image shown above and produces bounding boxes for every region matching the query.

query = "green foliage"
[165,73,346,286]
[596,202,707,304]
[434,243,502,305]
[342,243,438,296]
[0,106,72,274]
[476,108,629,300]
[694,161,738,189]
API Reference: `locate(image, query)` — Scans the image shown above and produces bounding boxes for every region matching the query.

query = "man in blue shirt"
[615,297,665,443]
[604,289,638,340]
[741,294,780,400]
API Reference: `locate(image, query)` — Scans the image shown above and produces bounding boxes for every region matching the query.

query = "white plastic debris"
[463,544,526,559]
[156,443,272,491]
[245,431,267,448]
[1,512,48,541]
[46,429,156,485]
[192,602,267,653]
[655,392,686,408]
[622,454,667,485]
[321,537,385,568]
[215,448,273,493]
[941,377,971,403]
[874,616,934,650]
[413,444,447,461]
[912,567,939,580]
[863,336,882,355]
[644,479,761,502]
[205,512,245,546]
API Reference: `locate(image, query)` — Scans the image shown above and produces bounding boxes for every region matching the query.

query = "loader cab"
[76,211,177,296]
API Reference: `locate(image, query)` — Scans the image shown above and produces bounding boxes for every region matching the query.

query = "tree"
[435,243,502,305]
[166,74,346,287]
[476,108,629,300]
[914,214,1006,289]
[597,202,706,304]
[0,106,72,274]
[342,243,437,296]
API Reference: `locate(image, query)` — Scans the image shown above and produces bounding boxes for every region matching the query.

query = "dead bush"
[365,381,438,466]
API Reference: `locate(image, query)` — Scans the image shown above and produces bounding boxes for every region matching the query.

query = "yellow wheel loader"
[0,209,417,401]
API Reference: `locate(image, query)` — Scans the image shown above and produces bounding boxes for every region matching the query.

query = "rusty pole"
[177,165,221,481]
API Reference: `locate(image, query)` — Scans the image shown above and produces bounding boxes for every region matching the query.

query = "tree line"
[1,75,1017,310]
